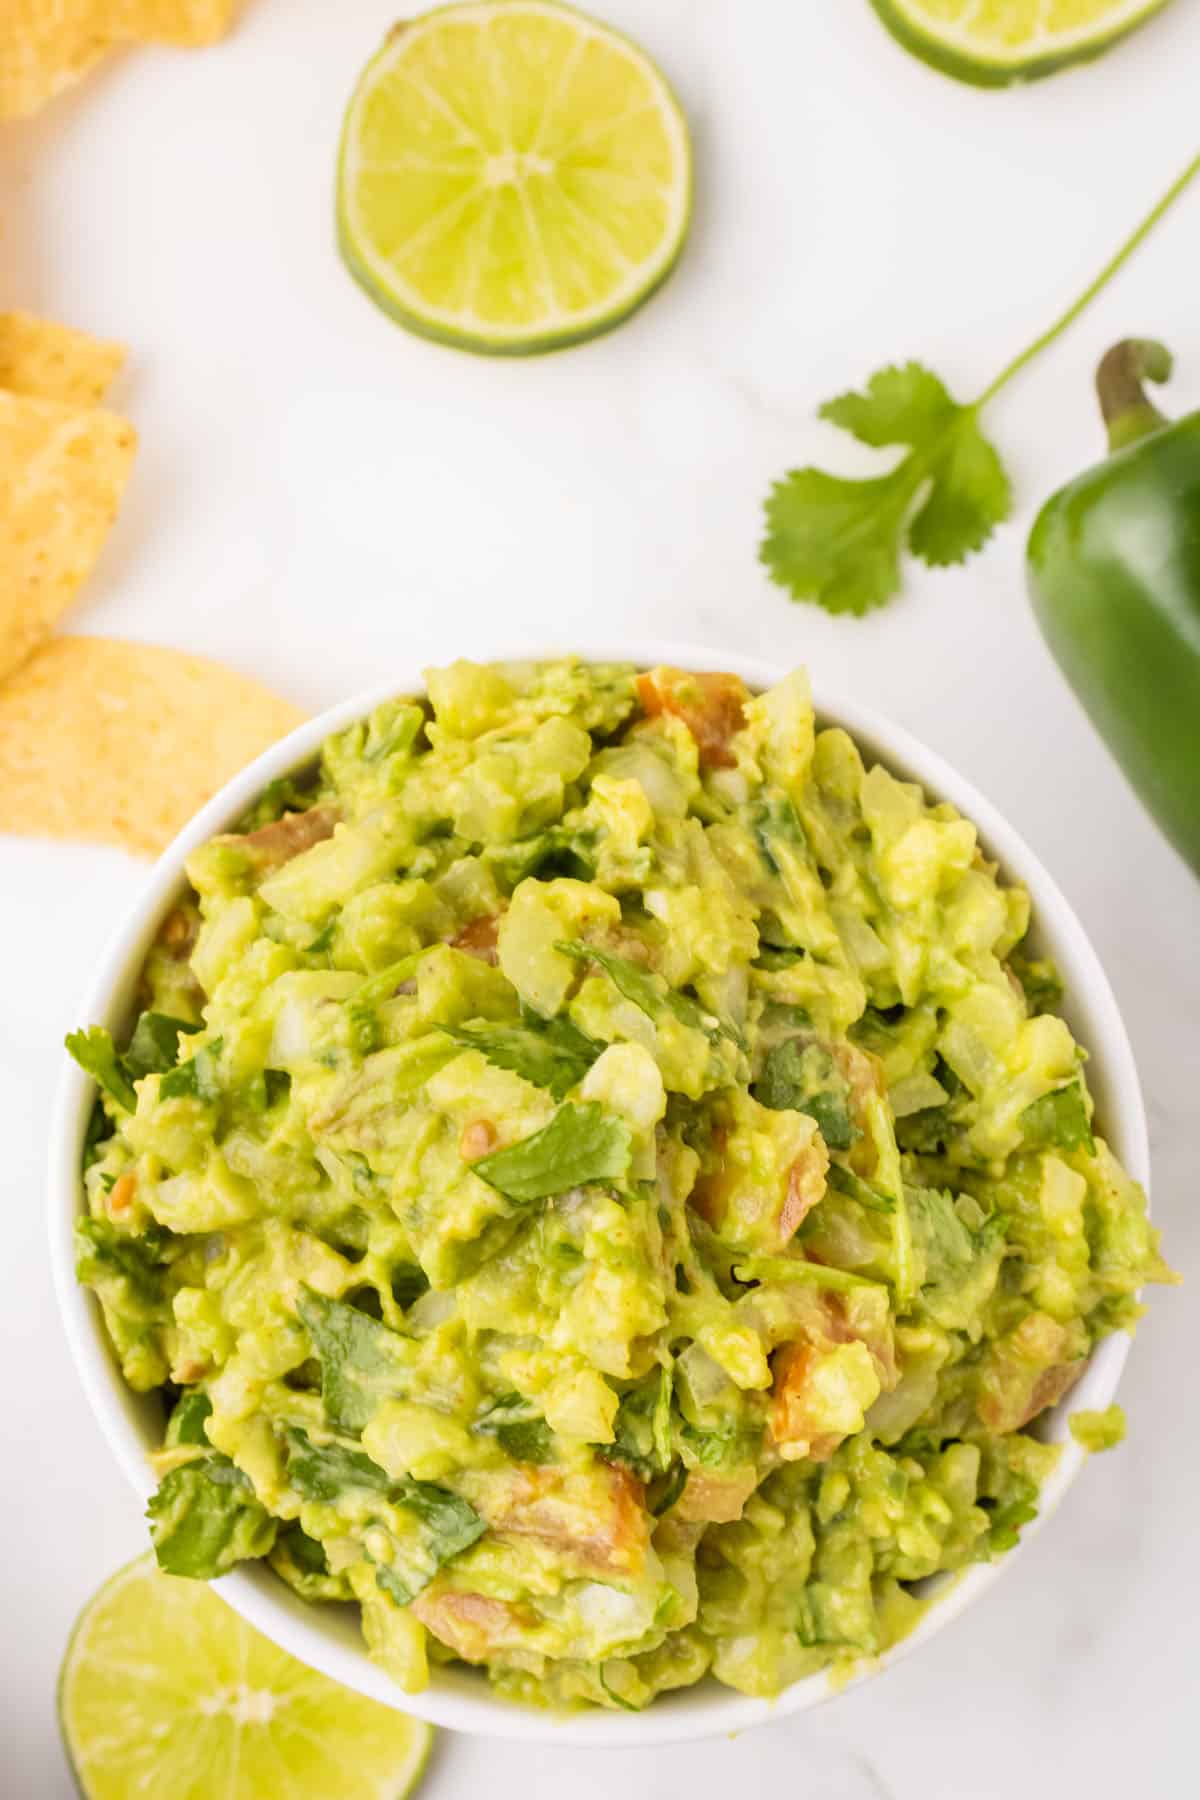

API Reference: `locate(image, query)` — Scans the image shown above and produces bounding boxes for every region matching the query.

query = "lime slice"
[869,0,1170,85]
[336,0,692,354]
[59,1557,433,1800]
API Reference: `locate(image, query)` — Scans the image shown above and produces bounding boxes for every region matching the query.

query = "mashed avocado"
[71,659,1171,1709]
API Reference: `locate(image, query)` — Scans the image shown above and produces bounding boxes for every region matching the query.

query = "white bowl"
[49,642,1149,1746]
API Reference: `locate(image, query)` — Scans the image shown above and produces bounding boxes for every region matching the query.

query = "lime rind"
[58,1555,434,1800]
[335,0,692,355]
[868,0,1170,86]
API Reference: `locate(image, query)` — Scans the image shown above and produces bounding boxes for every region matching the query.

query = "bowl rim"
[48,638,1149,1746]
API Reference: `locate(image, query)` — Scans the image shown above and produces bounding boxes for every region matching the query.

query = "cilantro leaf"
[74,1217,173,1305]
[908,414,1011,566]
[274,1523,329,1577]
[165,1391,213,1448]
[281,1424,484,1605]
[297,1288,417,1433]
[147,1455,276,1578]
[283,1425,394,1500]
[896,1103,956,1155]
[758,163,1200,618]
[679,1420,758,1471]
[68,1016,205,1120]
[609,1368,672,1481]
[1020,1080,1096,1155]
[820,362,959,448]
[65,1027,137,1113]
[370,1476,487,1607]
[473,1394,557,1464]
[392,1481,485,1566]
[159,1038,224,1103]
[472,1102,633,1203]
[124,1012,201,1080]
[270,1523,339,1601]
[761,466,912,616]
[1008,949,1064,1017]
[82,1098,114,1168]
[492,1419,556,1463]
[754,1040,855,1151]
[760,362,1012,615]
[443,1015,601,1101]
[905,1186,1006,1330]
[556,939,732,1046]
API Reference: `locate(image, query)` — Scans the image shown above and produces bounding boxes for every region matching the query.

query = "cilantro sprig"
[763,364,1010,615]
[761,152,1200,614]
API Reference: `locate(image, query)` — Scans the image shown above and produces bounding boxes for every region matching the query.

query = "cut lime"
[59,1557,433,1800]
[336,0,692,354]
[869,0,1170,85]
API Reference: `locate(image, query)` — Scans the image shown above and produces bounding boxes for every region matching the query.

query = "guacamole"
[71,659,1170,1710]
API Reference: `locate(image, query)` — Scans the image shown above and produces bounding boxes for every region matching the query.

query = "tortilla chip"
[1,2,241,119]
[0,636,304,855]
[0,312,125,408]
[0,22,109,119]
[0,392,137,685]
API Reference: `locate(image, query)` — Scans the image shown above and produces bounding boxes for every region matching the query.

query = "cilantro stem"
[975,151,1200,408]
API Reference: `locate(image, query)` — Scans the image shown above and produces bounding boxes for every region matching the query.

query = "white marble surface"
[2,2,1198,1793]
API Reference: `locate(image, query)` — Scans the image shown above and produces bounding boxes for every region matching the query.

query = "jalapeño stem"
[1096,338,1174,452]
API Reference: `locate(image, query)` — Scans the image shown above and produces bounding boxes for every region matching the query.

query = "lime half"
[336,0,692,354]
[59,1557,433,1800]
[869,0,1170,85]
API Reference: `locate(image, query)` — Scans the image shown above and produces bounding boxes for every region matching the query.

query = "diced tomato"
[603,926,653,966]
[833,1041,884,1111]
[482,1462,649,1578]
[234,804,339,871]
[450,913,502,964]
[160,907,198,957]
[107,1171,137,1218]
[636,668,749,769]
[139,903,205,1014]
[976,1312,1087,1433]
[769,1342,836,1461]
[459,1118,498,1161]
[779,1142,829,1241]
[979,1357,1087,1434]
[768,1316,890,1463]
[1020,1360,1086,1426]
[691,1126,828,1253]
[411,1589,528,1662]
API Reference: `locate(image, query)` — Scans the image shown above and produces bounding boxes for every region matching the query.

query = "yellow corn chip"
[0,636,304,855]
[90,1,239,46]
[1,2,241,120]
[0,391,137,685]
[0,312,125,408]
[0,21,108,119]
